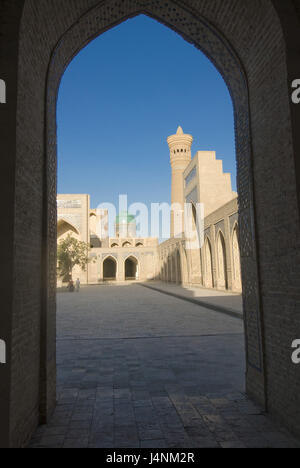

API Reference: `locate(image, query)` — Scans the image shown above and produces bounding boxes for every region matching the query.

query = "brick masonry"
[0,0,299,447]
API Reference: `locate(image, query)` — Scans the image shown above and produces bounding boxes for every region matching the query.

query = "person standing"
[76,278,81,293]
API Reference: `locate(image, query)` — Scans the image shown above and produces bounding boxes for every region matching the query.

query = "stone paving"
[29,284,299,448]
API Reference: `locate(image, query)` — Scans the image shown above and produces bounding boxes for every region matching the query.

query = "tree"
[57,234,91,282]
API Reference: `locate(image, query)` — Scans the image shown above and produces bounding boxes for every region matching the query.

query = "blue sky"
[57,14,236,218]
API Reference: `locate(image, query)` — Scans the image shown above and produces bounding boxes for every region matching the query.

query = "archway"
[43,8,266,419]
[176,250,182,284]
[57,218,80,241]
[122,242,131,248]
[2,0,300,447]
[232,224,242,292]
[103,257,117,281]
[125,256,138,280]
[204,237,214,289]
[187,203,203,285]
[217,231,228,290]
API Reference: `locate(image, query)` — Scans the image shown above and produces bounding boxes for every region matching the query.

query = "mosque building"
[57,127,242,292]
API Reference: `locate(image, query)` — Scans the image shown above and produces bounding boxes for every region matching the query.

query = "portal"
[103,257,117,280]
[125,257,138,280]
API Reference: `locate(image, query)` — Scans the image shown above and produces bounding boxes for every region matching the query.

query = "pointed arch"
[7,0,292,443]
[232,222,242,292]
[171,252,176,283]
[204,236,214,289]
[216,230,228,290]
[57,218,80,240]
[186,203,202,284]
[124,255,139,280]
[176,249,182,284]
[122,241,132,248]
[103,256,117,281]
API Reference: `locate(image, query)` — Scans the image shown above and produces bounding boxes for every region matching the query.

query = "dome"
[116,211,136,224]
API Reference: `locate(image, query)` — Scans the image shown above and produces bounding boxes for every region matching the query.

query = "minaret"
[167,126,193,237]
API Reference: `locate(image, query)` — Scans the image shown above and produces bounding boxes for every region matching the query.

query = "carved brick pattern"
[239,210,253,258]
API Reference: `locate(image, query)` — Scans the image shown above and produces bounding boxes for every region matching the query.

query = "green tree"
[57,234,91,282]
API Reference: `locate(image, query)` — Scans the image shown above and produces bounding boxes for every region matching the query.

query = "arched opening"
[187,203,202,285]
[232,224,242,292]
[4,0,299,448]
[103,257,117,281]
[176,250,182,284]
[125,256,138,280]
[204,237,214,289]
[111,243,119,248]
[122,242,131,248]
[171,253,177,283]
[136,242,144,247]
[217,231,228,290]
[57,218,80,241]
[167,255,172,282]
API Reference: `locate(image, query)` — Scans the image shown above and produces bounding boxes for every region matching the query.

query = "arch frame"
[122,241,132,248]
[102,255,118,280]
[57,218,80,237]
[215,228,228,291]
[203,235,214,289]
[4,0,300,447]
[124,255,139,280]
[231,221,242,292]
[33,1,265,442]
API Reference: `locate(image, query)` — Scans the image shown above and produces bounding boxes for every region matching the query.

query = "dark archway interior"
[103,258,117,280]
[125,257,138,280]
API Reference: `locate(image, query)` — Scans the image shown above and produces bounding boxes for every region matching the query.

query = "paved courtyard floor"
[29,284,299,448]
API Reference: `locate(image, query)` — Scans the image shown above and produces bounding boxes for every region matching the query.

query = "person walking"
[75,278,81,293]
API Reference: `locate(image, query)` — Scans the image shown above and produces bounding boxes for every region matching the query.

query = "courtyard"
[29,284,299,448]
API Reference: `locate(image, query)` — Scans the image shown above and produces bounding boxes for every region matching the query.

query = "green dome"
[116,212,135,224]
